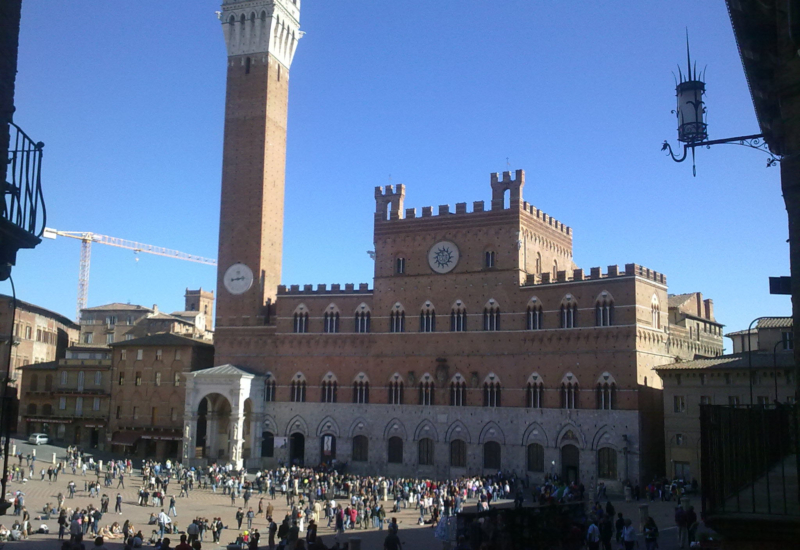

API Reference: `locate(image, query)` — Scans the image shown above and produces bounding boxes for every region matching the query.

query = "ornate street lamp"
[662,36,779,175]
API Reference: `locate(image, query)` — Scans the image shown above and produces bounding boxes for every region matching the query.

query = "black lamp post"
[662,36,780,175]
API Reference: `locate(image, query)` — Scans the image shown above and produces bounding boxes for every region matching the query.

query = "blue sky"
[8,1,789,345]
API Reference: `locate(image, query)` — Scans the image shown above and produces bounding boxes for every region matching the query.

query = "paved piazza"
[1,440,701,549]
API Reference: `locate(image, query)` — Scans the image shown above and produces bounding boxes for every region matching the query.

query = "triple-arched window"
[652,295,661,329]
[483,374,501,407]
[290,374,307,402]
[596,373,616,410]
[354,310,370,333]
[293,306,308,333]
[321,374,337,403]
[595,292,614,327]
[526,374,543,408]
[420,302,436,333]
[353,375,369,404]
[419,374,435,405]
[450,375,466,406]
[388,374,404,405]
[561,373,579,409]
[324,309,340,333]
[264,374,276,402]
[560,296,578,328]
[390,303,405,333]
[451,302,467,332]
[483,300,500,331]
[526,298,543,330]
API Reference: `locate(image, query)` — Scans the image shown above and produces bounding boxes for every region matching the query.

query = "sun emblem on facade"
[433,245,454,268]
[427,240,460,274]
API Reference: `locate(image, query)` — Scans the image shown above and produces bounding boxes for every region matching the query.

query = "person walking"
[117,473,125,489]
[622,519,637,550]
[246,508,255,530]
[168,495,178,517]
[158,508,172,540]
[236,508,245,530]
[643,516,659,550]
[586,517,601,550]
[115,493,123,514]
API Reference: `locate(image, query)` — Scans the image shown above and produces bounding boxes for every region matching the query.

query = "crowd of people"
[2,446,701,550]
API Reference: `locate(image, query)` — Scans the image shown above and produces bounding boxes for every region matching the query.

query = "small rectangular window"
[174,372,181,387]
[125,334,134,341]
[156,349,163,361]
[106,333,114,344]
[116,406,121,419]
[700,395,711,405]
[135,372,142,386]
[121,349,127,361]
[728,396,740,406]
[396,257,405,275]
[757,396,769,406]
[155,372,161,386]
[83,333,93,344]
[136,349,143,361]
[94,371,102,385]
[673,395,686,413]
[61,371,68,386]
[93,397,100,411]
[782,331,794,350]
[118,373,125,386]
[175,349,181,361]
[59,397,66,410]
[171,408,177,421]
[133,406,139,420]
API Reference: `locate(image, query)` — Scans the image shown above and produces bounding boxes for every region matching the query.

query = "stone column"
[250,415,263,460]
[206,412,218,459]
[183,415,198,462]
[229,414,245,469]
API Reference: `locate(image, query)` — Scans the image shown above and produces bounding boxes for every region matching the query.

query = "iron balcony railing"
[3,121,46,237]
[701,403,799,518]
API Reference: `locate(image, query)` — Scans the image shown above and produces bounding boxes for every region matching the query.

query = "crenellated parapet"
[278,283,373,295]
[524,263,667,286]
[374,184,405,221]
[220,0,301,68]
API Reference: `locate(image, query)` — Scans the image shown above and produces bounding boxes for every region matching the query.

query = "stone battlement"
[278,283,373,295]
[374,170,571,236]
[524,263,667,286]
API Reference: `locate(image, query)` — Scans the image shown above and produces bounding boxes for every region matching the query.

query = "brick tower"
[215,0,301,328]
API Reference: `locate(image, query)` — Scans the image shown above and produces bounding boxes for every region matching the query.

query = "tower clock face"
[428,241,460,274]
[223,263,254,295]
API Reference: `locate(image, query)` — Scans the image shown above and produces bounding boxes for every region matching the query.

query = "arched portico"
[182,364,262,468]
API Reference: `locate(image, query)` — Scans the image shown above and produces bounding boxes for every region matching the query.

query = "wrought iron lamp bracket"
[662,133,781,176]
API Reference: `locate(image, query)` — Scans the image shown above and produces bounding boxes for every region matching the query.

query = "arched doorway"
[561,444,580,482]
[195,393,232,460]
[290,433,305,465]
[320,434,336,462]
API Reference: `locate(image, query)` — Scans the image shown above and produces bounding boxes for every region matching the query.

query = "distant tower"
[215,0,301,327]
[185,288,215,319]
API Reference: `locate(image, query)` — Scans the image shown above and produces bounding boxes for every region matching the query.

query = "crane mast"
[42,228,217,321]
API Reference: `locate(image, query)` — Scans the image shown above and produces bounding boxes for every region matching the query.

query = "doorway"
[290,433,305,465]
[90,428,99,449]
[561,444,580,483]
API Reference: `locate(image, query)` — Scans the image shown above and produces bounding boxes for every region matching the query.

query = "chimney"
[695,293,703,317]
[153,304,159,314]
[704,299,714,321]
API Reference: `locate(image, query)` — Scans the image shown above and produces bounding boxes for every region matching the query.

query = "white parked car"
[28,433,48,445]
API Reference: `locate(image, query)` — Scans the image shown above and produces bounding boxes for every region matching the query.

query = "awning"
[110,431,140,446]
[26,417,71,424]
[111,431,182,446]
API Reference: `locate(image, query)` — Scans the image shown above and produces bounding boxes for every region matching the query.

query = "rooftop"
[725,317,792,337]
[0,294,78,329]
[654,351,795,371]
[108,332,213,348]
[81,303,152,312]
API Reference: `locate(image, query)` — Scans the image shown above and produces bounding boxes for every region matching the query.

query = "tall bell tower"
[215,0,301,328]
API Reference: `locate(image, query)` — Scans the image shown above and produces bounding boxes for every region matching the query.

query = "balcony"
[700,404,800,542]
[1,122,45,276]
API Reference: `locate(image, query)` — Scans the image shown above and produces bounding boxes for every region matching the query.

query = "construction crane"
[42,228,217,321]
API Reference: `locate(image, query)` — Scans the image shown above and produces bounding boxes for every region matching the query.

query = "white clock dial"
[428,241,460,274]
[223,263,254,295]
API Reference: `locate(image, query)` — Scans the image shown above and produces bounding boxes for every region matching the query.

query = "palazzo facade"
[182,0,723,492]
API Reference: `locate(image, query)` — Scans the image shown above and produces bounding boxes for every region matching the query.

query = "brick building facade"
[182,0,723,492]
